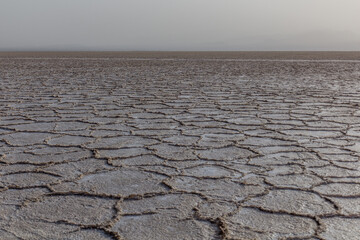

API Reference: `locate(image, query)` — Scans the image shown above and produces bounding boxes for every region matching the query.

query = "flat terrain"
[1,52,360,239]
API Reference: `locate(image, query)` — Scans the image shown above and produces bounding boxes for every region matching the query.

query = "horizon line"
[1,50,360,53]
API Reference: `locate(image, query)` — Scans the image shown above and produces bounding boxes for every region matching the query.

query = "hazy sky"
[1,0,360,51]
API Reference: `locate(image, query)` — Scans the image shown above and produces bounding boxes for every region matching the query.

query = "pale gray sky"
[1,0,360,51]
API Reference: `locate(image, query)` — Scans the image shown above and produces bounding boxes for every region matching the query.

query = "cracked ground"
[1,52,360,240]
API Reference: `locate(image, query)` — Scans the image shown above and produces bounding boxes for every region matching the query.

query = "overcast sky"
[1,0,360,51]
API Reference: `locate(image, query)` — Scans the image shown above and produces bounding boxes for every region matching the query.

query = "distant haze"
[1,0,360,51]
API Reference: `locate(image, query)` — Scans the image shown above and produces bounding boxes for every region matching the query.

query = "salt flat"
[1,52,360,239]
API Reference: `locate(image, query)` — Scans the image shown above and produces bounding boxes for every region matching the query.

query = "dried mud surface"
[1,52,360,239]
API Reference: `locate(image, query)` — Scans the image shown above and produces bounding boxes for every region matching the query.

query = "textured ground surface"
[1,52,360,239]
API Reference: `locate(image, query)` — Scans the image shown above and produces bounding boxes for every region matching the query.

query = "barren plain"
[1,52,360,239]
